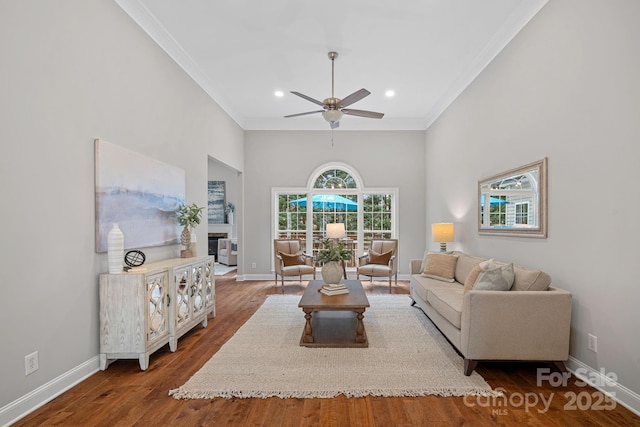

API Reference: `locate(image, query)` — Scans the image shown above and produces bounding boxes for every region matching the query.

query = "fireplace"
[208,233,228,261]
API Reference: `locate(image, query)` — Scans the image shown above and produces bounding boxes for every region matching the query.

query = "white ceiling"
[115,0,548,131]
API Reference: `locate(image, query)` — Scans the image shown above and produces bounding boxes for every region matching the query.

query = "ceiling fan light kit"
[285,51,384,129]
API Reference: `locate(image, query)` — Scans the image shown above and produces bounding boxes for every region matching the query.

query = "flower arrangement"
[315,238,352,264]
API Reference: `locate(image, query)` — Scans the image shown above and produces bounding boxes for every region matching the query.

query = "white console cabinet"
[99,256,215,370]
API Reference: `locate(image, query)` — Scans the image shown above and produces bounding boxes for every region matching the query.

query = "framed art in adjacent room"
[208,181,226,224]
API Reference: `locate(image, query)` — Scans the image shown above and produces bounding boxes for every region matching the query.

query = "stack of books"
[319,283,349,296]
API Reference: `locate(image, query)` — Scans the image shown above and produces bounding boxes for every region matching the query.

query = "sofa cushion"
[427,286,464,328]
[369,249,392,265]
[474,263,515,291]
[512,267,552,291]
[454,253,487,284]
[422,252,458,282]
[279,251,305,266]
[359,264,392,276]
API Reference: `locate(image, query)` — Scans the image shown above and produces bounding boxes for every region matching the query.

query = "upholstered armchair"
[218,238,237,266]
[357,239,398,287]
[274,239,316,287]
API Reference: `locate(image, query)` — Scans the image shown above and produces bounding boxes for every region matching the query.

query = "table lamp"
[326,223,346,240]
[432,223,454,252]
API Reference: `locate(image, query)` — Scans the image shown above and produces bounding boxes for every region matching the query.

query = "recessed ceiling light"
[274,90,284,97]
[385,90,395,97]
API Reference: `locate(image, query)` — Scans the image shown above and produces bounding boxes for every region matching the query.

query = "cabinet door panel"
[174,267,191,329]
[147,272,169,344]
[191,263,206,316]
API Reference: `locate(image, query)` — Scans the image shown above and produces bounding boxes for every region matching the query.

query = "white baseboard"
[0,356,100,427]
[567,356,640,417]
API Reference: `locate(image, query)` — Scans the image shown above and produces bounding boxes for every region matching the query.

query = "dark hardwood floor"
[14,273,639,426]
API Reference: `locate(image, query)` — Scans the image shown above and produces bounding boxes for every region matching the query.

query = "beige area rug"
[169,295,498,400]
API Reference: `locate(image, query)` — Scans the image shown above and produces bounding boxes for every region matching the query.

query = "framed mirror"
[478,158,547,237]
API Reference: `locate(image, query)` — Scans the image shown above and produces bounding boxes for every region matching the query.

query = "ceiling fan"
[284,52,384,129]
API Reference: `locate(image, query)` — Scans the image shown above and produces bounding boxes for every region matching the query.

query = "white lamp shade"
[326,223,346,239]
[432,223,454,242]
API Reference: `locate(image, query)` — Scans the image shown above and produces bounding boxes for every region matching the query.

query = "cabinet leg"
[169,337,177,352]
[139,353,149,371]
[99,354,108,371]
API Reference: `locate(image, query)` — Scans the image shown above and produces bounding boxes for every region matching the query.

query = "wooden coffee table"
[298,280,370,348]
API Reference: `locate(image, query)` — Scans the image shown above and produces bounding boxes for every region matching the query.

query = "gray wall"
[243,131,426,279]
[0,0,243,414]
[425,0,640,400]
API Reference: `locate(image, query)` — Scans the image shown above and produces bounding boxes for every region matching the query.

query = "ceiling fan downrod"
[328,51,338,99]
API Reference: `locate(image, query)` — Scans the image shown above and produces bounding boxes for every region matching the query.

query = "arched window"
[313,168,357,189]
[273,163,397,270]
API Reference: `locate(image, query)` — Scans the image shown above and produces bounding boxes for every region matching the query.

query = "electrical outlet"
[252,262,256,269]
[25,351,39,375]
[588,334,598,352]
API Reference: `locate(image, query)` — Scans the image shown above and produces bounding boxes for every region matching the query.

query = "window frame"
[272,163,398,270]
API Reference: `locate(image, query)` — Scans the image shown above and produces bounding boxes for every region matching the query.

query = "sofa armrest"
[410,259,422,274]
[461,287,572,361]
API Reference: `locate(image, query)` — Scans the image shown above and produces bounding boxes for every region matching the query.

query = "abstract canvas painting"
[95,139,186,252]
[208,181,226,224]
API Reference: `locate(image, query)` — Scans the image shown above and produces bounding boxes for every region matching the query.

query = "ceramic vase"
[107,223,124,274]
[321,261,343,284]
[180,226,193,258]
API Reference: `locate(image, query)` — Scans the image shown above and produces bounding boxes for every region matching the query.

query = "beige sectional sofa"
[409,251,572,375]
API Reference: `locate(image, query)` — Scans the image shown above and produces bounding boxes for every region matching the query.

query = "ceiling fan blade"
[339,88,370,107]
[284,110,324,118]
[290,91,325,107]
[330,121,340,129]
[342,108,384,119]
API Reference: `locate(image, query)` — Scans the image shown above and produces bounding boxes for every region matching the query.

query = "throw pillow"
[463,259,496,291]
[422,252,458,282]
[463,265,484,291]
[369,249,393,265]
[473,263,515,291]
[279,251,305,267]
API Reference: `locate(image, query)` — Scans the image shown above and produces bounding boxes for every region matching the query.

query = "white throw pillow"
[473,263,515,291]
